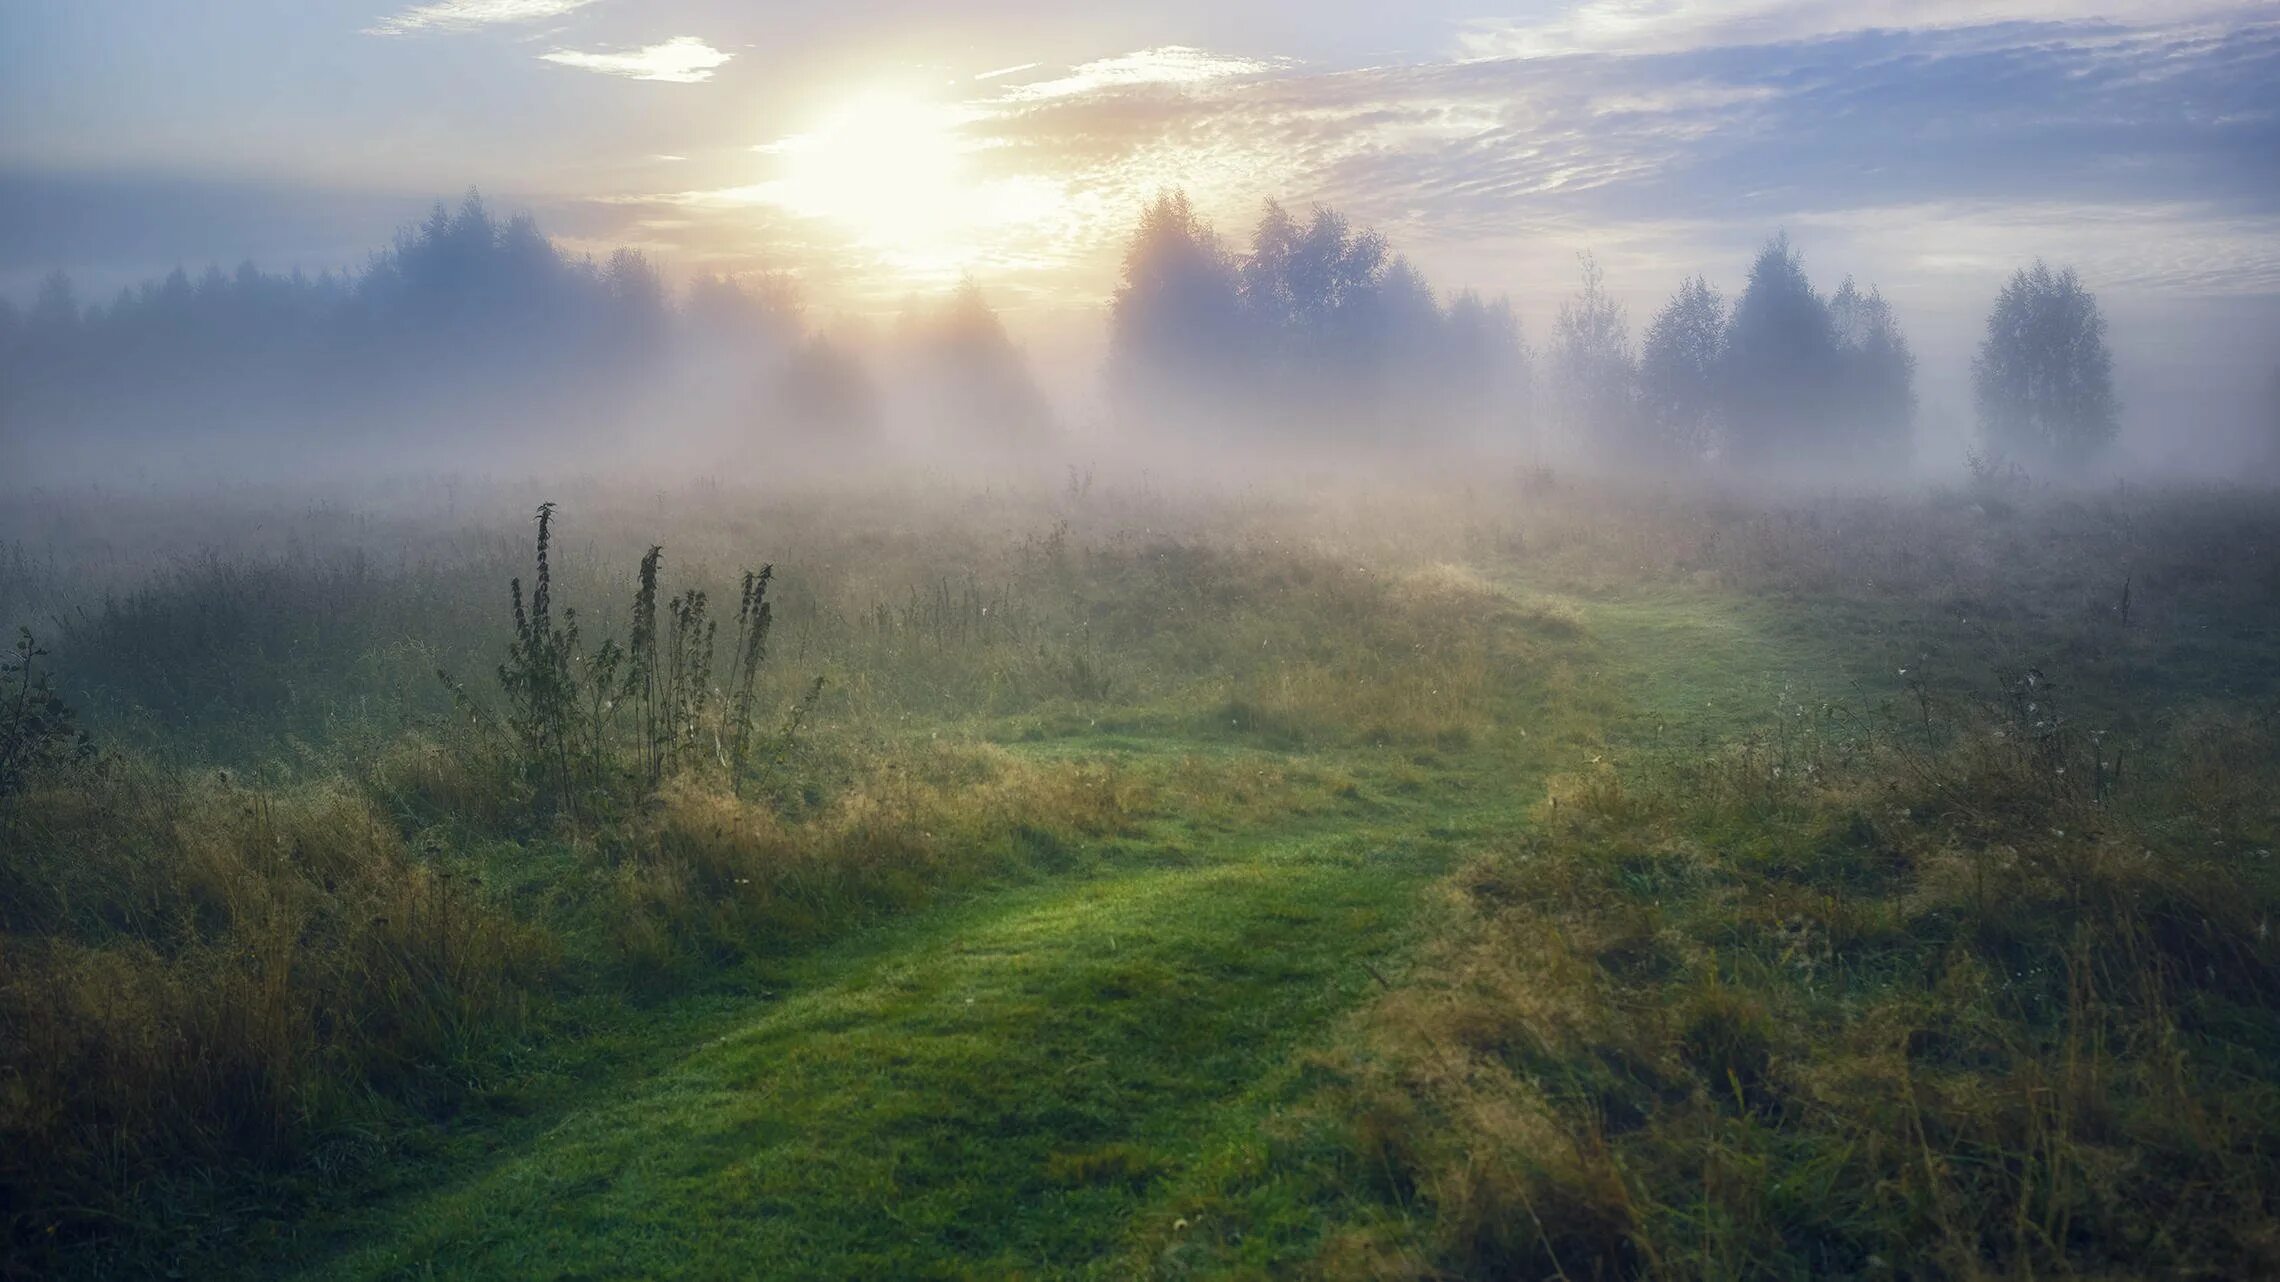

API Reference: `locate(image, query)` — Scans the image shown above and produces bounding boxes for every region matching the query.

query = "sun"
[761,87,978,250]
[751,84,1064,277]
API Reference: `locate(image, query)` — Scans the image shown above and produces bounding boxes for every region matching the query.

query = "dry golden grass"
[1300,698,2280,1279]
[602,740,1153,976]
[0,769,556,1248]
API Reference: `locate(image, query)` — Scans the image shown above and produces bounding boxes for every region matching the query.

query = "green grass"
[8,475,2280,1280]
[285,823,1454,1279]
[254,582,1576,1277]
[246,581,1852,1280]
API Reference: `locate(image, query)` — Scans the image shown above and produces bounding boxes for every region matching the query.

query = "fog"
[3,181,2277,495]
[13,12,2280,1276]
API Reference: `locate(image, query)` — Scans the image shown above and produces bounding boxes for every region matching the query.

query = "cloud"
[1454,0,2269,59]
[959,22,2280,250]
[364,0,599,37]
[996,46,1292,102]
[539,36,731,83]
[579,19,2279,317]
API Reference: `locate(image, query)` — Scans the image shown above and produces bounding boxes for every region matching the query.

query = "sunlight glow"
[748,87,1067,277]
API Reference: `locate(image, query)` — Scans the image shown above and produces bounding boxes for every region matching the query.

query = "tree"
[1238,200,1302,336]
[684,271,803,353]
[1234,200,1404,429]
[1723,233,1842,465]
[896,280,1055,448]
[774,336,879,441]
[1444,290,1531,438]
[1108,190,1246,420]
[1972,261,2119,467]
[602,248,669,354]
[28,271,79,334]
[0,194,835,469]
[1829,276,1916,463]
[1551,253,1635,452]
[1637,275,1726,460]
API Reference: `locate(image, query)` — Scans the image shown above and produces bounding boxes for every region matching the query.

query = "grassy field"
[3,470,2276,1278]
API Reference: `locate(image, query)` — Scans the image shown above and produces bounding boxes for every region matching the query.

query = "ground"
[5,476,2275,1279]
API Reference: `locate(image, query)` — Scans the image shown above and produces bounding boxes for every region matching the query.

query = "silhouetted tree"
[1109,190,1246,421]
[775,336,880,441]
[1238,200,1302,336]
[685,272,803,349]
[1236,201,1399,427]
[1973,261,2119,467]
[1637,275,1726,460]
[1551,253,1635,452]
[1829,276,1916,464]
[680,272,806,427]
[896,280,1055,447]
[1364,255,1456,428]
[28,271,78,334]
[1280,206,1389,378]
[1110,190,1525,444]
[0,192,730,461]
[1444,290,1531,436]
[1242,201,1457,432]
[1723,233,1843,466]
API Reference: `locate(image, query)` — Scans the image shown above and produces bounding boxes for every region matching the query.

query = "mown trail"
[293,821,1465,1280]
[282,583,1863,1280]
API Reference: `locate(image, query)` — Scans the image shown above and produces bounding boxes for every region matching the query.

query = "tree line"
[1540,235,1918,471]
[0,191,1055,468]
[1109,189,2124,471]
[3,186,2129,473]
[1108,192,1530,444]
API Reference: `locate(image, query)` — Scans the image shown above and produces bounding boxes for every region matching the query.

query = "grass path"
[274,581,1862,1280]
[287,817,1474,1280]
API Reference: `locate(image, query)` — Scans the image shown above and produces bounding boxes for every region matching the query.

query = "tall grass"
[2,627,92,796]
[0,765,556,1262]
[7,473,2276,1277]
[1,487,1519,1275]
[1298,672,2280,1278]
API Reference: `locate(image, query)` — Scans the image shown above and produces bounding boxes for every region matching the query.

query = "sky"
[5,0,2278,454]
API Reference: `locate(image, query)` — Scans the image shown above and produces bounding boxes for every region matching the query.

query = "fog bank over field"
[4,187,2275,490]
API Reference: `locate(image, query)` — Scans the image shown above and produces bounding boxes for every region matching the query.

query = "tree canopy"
[1973,261,2119,467]
[1108,190,1531,443]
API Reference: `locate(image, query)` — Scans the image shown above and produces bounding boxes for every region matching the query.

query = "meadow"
[2,467,2276,1279]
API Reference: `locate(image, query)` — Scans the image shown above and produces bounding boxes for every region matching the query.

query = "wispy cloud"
[581,19,2280,315]
[997,47,1291,102]
[539,36,731,83]
[364,0,598,37]
[1455,0,2267,58]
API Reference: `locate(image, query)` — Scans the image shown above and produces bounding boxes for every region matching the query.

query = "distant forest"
[0,191,1054,471]
[7,186,2129,474]
[1108,196,1919,468]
